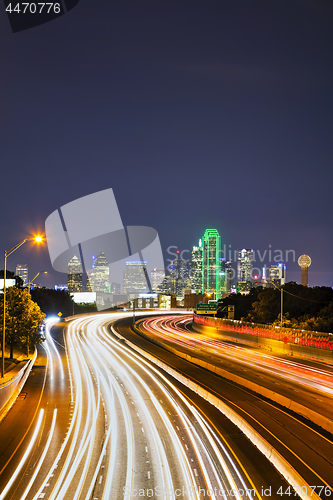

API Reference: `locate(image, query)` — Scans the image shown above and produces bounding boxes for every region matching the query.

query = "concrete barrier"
[192,321,333,365]
[0,350,37,423]
[133,322,333,434]
[110,324,321,500]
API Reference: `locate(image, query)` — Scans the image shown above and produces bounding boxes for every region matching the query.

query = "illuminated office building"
[169,259,190,297]
[55,284,68,291]
[68,256,83,292]
[190,241,203,292]
[150,268,165,293]
[157,275,171,294]
[16,264,28,286]
[110,282,121,294]
[220,259,226,294]
[202,229,221,298]
[220,259,235,294]
[269,263,286,287]
[90,251,109,292]
[124,261,149,294]
[237,249,253,293]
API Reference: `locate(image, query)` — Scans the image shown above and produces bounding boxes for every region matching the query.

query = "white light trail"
[19,409,57,500]
[141,316,333,395]
[45,320,65,380]
[0,409,45,500]
[15,312,257,500]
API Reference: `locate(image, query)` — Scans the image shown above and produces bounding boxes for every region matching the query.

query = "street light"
[2,235,44,377]
[265,279,284,329]
[27,271,47,293]
[26,271,47,357]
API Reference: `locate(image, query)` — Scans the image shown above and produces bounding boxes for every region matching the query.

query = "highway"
[0,312,289,500]
[117,314,333,500]
[0,318,70,500]
[138,315,333,420]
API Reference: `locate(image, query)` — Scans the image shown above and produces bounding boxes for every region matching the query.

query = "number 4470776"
[6,3,61,14]
[277,485,332,496]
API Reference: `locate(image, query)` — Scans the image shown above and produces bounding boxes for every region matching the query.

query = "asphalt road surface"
[0,311,331,500]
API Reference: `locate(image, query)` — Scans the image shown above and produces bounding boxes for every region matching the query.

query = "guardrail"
[194,315,333,350]
[0,349,37,415]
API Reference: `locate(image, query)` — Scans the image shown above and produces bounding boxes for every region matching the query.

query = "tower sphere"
[298,254,311,267]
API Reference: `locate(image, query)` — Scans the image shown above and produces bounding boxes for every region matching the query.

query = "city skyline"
[0,3,332,499]
[49,227,316,304]
[0,1,332,290]
[8,237,318,292]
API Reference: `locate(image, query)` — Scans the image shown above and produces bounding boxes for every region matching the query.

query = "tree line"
[218,283,333,333]
[0,287,45,358]
[0,270,96,360]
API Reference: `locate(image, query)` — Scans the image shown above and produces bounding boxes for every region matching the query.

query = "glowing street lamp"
[2,235,44,377]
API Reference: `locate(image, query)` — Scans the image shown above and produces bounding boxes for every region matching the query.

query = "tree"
[248,288,281,324]
[0,269,24,287]
[31,288,74,316]
[247,283,333,331]
[282,283,333,319]
[0,287,45,358]
[30,287,97,316]
[217,287,265,320]
[295,300,333,333]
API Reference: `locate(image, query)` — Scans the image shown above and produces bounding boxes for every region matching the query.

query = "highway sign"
[196,304,217,312]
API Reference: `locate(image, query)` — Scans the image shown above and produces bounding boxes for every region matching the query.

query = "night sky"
[1,0,332,288]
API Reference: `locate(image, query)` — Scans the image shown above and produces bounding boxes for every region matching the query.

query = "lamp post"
[27,271,47,294]
[2,236,43,377]
[264,279,284,329]
[26,270,47,357]
[280,287,283,329]
[133,299,135,325]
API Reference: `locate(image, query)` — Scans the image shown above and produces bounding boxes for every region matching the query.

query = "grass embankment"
[2,346,30,373]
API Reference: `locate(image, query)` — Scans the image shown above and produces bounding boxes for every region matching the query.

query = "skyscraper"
[68,256,83,292]
[89,251,109,292]
[269,263,286,287]
[202,229,221,298]
[110,282,121,294]
[237,249,253,293]
[124,261,149,294]
[150,268,165,293]
[225,260,235,293]
[16,264,28,286]
[190,242,203,292]
[156,274,172,294]
[220,258,235,294]
[169,259,190,297]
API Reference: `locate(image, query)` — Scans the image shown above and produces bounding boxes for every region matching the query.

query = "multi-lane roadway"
[0,312,332,500]
[132,315,333,498]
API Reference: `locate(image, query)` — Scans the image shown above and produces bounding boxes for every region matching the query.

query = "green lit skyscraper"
[202,229,221,298]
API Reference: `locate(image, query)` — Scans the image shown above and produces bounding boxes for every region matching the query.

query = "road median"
[133,320,333,434]
[110,322,321,500]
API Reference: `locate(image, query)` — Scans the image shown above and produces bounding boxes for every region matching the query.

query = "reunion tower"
[298,254,311,286]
